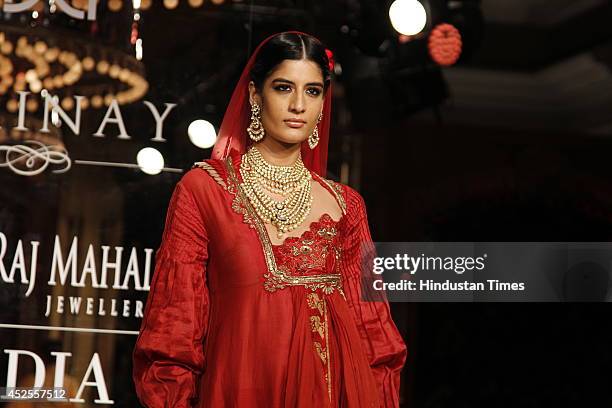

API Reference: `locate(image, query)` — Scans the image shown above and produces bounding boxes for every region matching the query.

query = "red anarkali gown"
[132,150,407,407]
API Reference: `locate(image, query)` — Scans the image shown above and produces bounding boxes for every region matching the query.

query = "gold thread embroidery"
[313,341,327,363]
[307,292,333,402]
[224,156,344,294]
[299,245,312,255]
[230,190,257,229]
[317,226,337,238]
[310,315,325,339]
[307,292,324,315]
[193,161,228,191]
[280,223,337,271]
[323,296,332,402]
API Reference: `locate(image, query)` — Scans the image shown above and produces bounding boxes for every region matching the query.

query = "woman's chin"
[269,135,308,146]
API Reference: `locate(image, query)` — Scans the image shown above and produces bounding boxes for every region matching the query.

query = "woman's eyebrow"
[271,78,324,87]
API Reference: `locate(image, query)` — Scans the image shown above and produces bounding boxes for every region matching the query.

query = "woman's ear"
[248,81,261,106]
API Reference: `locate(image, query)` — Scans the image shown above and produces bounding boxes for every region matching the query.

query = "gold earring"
[247,102,265,142]
[308,112,322,149]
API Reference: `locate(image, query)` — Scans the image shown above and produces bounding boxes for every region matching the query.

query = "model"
[132,31,407,408]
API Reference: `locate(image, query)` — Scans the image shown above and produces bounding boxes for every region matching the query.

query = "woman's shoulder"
[181,158,231,192]
[337,182,367,215]
[311,172,366,214]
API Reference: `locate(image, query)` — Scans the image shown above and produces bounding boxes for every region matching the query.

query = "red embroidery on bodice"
[272,213,342,276]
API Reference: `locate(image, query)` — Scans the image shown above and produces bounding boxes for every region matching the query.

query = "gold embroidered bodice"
[272,213,342,277]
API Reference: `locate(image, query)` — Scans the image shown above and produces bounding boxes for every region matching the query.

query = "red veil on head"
[211,31,333,177]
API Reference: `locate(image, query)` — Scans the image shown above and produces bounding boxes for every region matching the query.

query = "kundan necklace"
[240,145,313,239]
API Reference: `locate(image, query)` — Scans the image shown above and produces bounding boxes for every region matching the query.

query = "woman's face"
[249,59,325,146]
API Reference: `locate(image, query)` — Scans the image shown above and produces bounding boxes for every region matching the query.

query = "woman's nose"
[289,92,306,113]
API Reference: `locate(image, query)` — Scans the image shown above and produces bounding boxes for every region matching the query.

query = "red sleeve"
[340,186,408,408]
[132,180,210,408]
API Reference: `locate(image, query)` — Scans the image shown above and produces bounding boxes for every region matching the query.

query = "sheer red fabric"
[132,31,407,407]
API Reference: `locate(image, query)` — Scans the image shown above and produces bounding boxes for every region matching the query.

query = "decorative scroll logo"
[0,140,71,176]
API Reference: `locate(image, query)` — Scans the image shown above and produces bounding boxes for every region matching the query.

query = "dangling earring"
[247,102,265,142]
[308,112,323,149]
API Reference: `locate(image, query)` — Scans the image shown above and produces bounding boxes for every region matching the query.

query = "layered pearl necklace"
[240,146,313,239]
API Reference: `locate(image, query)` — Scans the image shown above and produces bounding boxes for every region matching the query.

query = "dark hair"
[250,32,332,93]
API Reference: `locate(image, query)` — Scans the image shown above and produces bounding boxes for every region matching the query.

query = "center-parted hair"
[249,32,332,93]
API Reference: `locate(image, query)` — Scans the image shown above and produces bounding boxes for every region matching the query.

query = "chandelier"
[0,0,234,15]
[0,24,148,113]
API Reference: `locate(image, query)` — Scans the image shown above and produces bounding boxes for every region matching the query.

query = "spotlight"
[137,147,165,175]
[163,0,179,10]
[188,119,217,149]
[135,38,143,61]
[389,0,428,36]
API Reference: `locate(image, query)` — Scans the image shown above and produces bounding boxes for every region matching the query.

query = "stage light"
[137,147,165,175]
[108,0,123,12]
[91,95,103,108]
[26,98,38,112]
[30,80,42,93]
[61,96,74,110]
[163,0,179,10]
[96,60,109,74]
[389,0,427,36]
[25,69,38,82]
[135,38,143,61]
[109,64,121,78]
[7,99,18,112]
[188,119,217,149]
[428,23,462,66]
[34,41,47,54]
[103,93,114,106]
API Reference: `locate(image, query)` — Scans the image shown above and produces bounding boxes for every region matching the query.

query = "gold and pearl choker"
[239,146,313,238]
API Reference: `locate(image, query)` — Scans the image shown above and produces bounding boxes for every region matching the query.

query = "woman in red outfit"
[132,31,407,407]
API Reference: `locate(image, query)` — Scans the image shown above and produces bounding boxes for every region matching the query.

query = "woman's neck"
[253,140,301,166]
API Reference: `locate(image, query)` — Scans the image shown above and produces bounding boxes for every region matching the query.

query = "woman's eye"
[274,85,291,92]
[307,88,322,96]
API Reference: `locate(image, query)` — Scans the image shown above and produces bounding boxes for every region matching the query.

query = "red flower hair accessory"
[325,48,335,71]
